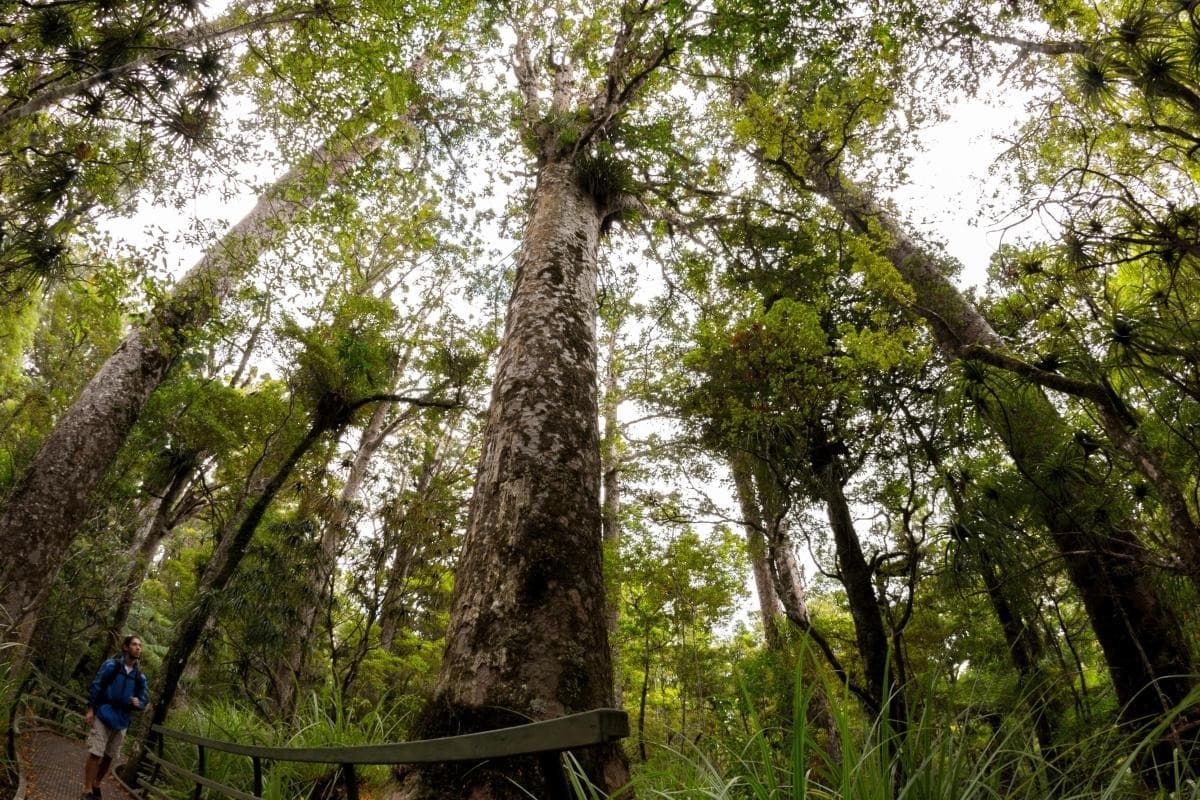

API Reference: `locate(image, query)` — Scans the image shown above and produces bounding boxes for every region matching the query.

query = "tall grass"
[158,691,414,800]
[614,665,1200,800]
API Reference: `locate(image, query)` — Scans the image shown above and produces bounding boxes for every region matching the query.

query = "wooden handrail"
[152,707,629,764]
[11,668,629,800]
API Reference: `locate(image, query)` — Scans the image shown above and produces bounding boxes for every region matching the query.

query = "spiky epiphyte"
[1137,43,1183,91]
[573,144,636,209]
[33,8,74,47]
[1110,314,1137,346]
[1115,9,1156,47]
[1074,56,1114,105]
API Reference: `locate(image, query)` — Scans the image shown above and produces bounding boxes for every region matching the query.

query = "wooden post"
[195,743,206,800]
[252,756,263,798]
[342,763,358,800]
[150,731,165,786]
[539,752,571,799]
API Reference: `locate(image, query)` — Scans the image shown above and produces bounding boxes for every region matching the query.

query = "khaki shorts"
[86,716,126,759]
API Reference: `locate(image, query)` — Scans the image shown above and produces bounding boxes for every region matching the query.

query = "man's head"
[122,635,142,661]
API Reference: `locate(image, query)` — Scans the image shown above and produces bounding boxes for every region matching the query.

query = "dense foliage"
[3,0,1200,797]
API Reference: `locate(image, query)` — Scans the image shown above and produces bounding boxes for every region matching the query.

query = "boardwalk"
[15,729,135,800]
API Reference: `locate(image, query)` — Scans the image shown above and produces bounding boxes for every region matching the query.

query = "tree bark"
[0,128,384,649]
[793,157,1197,750]
[390,159,628,799]
[817,456,907,731]
[123,418,333,780]
[729,452,784,651]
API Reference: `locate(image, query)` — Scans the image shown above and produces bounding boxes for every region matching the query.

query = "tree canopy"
[3,0,1200,797]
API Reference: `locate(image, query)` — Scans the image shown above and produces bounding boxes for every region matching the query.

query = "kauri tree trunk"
[390,159,628,798]
[729,452,785,652]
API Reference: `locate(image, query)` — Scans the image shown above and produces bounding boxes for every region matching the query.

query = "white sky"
[892,87,1032,291]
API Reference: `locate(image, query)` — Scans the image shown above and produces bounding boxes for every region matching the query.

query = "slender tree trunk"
[976,548,1063,753]
[637,637,651,762]
[390,159,628,799]
[377,541,416,653]
[740,454,843,750]
[378,422,457,651]
[796,159,1197,755]
[817,456,907,731]
[904,403,1064,750]
[123,419,333,780]
[729,452,784,651]
[270,398,392,719]
[111,455,200,639]
[0,128,384,649]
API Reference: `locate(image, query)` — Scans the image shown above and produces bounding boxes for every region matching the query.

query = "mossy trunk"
[804,161,1197,757]
[389,160,628,799]
[0,131,381,650]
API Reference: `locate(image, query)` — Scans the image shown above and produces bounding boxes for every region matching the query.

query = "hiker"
[81,635,148,800]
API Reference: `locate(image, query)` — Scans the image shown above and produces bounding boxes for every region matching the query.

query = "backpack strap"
[95,657,123,700]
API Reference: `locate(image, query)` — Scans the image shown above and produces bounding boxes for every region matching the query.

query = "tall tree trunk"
[270,398,392,720]
[390,159,628,799]
[123,418,334,780]
[729,452,784,651]
[794,158,1197,752]
[0,128,384,649]
[817,455,907,731]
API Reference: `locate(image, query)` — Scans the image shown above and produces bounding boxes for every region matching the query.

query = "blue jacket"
[88,657,148,731]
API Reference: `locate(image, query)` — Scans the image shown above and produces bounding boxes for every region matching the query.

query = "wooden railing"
[142,709,629,800]
[10,671,88,738]
[9,670,629,800]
